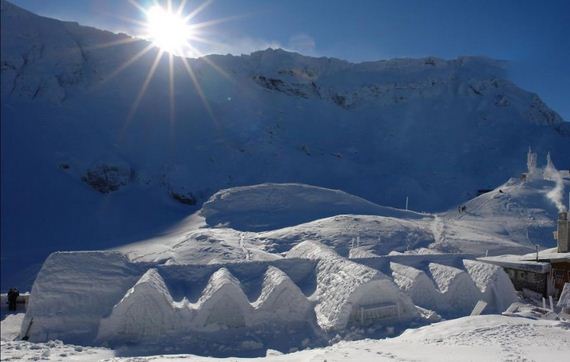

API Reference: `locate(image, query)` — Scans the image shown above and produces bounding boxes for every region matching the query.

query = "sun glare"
[100,0,228,125]
[145,5,193,54]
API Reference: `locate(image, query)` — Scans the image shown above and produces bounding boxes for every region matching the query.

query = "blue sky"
[10,0,570,120]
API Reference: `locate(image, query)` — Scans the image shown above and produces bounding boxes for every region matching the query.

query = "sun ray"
[127,0,147,14]
[168,52,176,125]
[125,49,164,124]
[176,0,189,16]
[185,41,233,81]
[183,0,214,23]
[180,56,217,124]
[189,14,246,31]
[99,43,156,85]
[101,11,149,28]
[111,0,245,128]
[83,36,140,51]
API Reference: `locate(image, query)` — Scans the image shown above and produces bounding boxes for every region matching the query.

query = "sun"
[145,5,193,54]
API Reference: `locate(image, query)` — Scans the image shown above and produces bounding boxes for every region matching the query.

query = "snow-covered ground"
[3,314,569,361]
[119,169,569,266]
[7,163,565,356]
[1,1,569,360]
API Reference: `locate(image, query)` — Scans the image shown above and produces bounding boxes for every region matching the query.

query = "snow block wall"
[22,252,319,348]
[191,267,253,330]
[21,251,145,343]
[390,262,441,311]
[22,246,520,351]
[252,266,313,324]
[97,269,181,342]
[463,260,518,313]
[427,263,482,316]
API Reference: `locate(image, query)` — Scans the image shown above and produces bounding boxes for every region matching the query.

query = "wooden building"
[479,212,570,298]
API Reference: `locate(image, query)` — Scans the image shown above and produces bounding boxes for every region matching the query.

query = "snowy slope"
[118,167,567,268]
[2,0,570,289]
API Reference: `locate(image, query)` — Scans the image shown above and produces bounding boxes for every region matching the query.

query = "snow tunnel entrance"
[350,302,401,326]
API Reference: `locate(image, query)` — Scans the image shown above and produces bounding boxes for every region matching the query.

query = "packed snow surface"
[4,314,568,361]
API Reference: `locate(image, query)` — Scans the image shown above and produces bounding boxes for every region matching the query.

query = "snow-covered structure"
[251,266,313,324]
[20,240,525,355]
[97,269,181,342]
[479,212,570,298]
[462,260,518,313]
[390,262,441,311]
[479,248,570,298]
[287,241,417,330]
[427,263,482,315]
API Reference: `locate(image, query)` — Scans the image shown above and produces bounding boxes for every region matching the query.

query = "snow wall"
[21,251,318,347]
[357,253,518,317]
[21,245,518,353]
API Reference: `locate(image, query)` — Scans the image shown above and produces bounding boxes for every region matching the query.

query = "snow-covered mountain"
[1,0,569,289]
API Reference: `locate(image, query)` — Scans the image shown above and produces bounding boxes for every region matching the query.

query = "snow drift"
[201,183,422,231]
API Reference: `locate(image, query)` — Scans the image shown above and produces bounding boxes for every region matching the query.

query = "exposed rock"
[82,163,131,193]
[170,190,197,205]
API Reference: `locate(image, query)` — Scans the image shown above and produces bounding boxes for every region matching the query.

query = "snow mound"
[191,268,252,330]
[201,183,422,231]
[255,214,433,256]
[390,262,440,310]
[252,266,313,323]
[98,269,179,342]
[288,241,417,330]
[427,263,481,315]
[463,260,518,313]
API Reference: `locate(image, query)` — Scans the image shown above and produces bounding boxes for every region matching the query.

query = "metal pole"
[405,196,409,211]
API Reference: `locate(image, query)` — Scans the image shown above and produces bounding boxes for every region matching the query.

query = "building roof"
[478,248,570,273]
